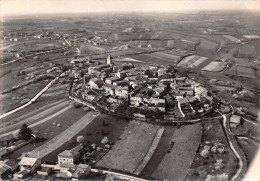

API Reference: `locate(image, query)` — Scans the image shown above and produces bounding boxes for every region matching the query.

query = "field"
[177,55,210,69]
[201,61,227,72]
[236,65,257,79]
[152,124,202,181]
[237,138,259,166]
[43,113,129,163]
[96,121,159,173]
[3,105,87,160]
[186,120,237,180]
[223,35,240,42]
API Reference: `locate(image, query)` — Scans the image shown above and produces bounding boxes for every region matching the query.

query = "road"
[91,169,148,181]
[0,46,68,66]
[0,103,73,139]
[29,111,97,158]
[220,113,247,181]
[0,77,59,119]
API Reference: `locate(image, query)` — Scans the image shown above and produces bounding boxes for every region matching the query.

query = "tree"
[18,124,32,141]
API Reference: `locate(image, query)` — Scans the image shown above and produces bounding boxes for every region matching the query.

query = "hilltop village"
[70,55,214,121]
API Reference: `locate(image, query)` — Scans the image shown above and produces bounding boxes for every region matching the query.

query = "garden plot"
[188,57,208,68]
[152,124,202,181]
[223,35,241,42]
[201,61,227,72]
[177,55,198,67]
[96,121,159,173]
[236,65,257,79]
[153,51,180,60]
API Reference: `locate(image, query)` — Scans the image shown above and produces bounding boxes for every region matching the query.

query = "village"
[70,55,215,121]
[1,8,260,181]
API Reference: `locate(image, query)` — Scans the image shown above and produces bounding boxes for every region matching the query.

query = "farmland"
[186,120,237,180]
[96,121,159,173]
[202,61,227,72]
[152,124,202,181]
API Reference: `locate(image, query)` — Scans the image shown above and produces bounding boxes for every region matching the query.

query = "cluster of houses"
[0,144,91,180]
[70,55,214,120]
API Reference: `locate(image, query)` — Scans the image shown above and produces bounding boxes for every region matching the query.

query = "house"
[58,145,83,166]
[230,115,241,128]
[158,68,168,76]
[130,94,143,106]
[37,167,52,176]
[4,160,19,172]
[13,169,30,179]
[116,71,127,79]
[19,157,41,172]
[105,77,120,84]
[71,164,91,181]
[89,78,103,89]
[0,165,11,179]
[115,86,129,99]
[113,80,129,87]
[103,84,116,96]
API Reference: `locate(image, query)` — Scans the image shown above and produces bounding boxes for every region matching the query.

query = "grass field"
[96,121,159,173]
[186,120,237,180]
[152,123,202,181]
[201,61,227,72]
[44,113,129,163]
[3,106,87,160]
[237,138,259,166]
[141,126,176,177]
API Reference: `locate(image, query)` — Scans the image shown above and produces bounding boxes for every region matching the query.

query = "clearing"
[152,123,202,181]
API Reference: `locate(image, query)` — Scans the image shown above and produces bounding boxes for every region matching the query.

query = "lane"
[29,111,97,158]
[91,169,148,181]
[0,104,73,139]
[220,113,247,181]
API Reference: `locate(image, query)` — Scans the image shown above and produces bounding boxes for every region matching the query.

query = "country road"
[0,103,73,139]
[221,113,247,181]
[91,169,148,181]
[29,111,97,158]
[0,46,68,66]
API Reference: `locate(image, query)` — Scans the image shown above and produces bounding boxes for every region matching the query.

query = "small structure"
[71,164,91,181]
[58,145,83,166]
[230,115,241,128]
[37,167,52,176]
[19,157,41,172]
[4,160,19,172]
[13,169,31,179]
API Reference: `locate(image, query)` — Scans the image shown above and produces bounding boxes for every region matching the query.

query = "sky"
[1,0,260,16]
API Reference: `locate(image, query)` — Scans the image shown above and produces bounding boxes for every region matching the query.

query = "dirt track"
[29,111,96,158]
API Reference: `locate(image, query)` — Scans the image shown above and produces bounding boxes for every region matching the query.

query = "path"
[221,114,247,181]
[29,111,97,158]
[0,99,69,132]
[0,47,67,66]
[133,127,165,175]
[0,77,59,119]
[91,169,148,181]
[0,104,73,139]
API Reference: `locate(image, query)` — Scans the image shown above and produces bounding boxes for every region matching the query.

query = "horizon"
[1,0,260,17]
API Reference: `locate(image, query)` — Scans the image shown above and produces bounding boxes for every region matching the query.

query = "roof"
[19,157,39,166]
[0,165,10,175]
[4,160,18,167]
[58,150,74,157]
[38,167,51,172]
[230,115,241,124]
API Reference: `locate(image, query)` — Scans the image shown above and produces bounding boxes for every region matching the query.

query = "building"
[115,86,129,99]
[4,160,19,173]
[37,167,52,176]
[105,77,120,84]
[130,94,143,106]
[71,164,91,181]
[158,68,168,76]
[19,157,41,172]
[230,115,241,128]
[89,78,103,89]
[106,55,114,65]
[58,145,83,166]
